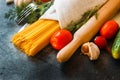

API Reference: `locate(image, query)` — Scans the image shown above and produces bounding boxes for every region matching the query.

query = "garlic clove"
[89,42,100,60]
[81,42,90,56]
[81,42,100,60]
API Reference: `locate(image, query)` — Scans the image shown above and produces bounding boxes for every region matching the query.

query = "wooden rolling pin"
[57,0,120,63]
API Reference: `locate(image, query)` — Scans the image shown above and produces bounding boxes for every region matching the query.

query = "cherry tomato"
[94,36,108,49]
[50,29,73,50]
[100,20,119,39]
[94,36,111,54]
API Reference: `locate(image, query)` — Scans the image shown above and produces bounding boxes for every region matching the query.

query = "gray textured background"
[0,0,120,80]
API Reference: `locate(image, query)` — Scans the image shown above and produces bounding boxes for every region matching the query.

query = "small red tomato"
[50,29,73,50]
[100,20,119,39]
[94,36,111,54]
[94,36,107,49]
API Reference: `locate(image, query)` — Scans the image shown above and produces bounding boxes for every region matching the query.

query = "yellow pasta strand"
[11,19,60,56]
[28,24,60,56]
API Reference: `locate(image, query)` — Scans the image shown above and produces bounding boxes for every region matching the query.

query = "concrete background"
[0,0,120,80]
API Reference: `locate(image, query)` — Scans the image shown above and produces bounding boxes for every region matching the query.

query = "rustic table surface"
[0,0,120,80]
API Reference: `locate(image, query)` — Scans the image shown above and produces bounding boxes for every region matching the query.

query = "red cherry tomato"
[94,36,111,54]
[50,29,73,50]
[94,36,108,49]
[100,20,119,39]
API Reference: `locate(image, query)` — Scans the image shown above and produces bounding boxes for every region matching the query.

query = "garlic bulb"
[81,42,100,60]
[14,0,32,7]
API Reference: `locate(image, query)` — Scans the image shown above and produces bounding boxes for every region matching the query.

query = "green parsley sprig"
[5,1,53,25]
[66,6,100,33]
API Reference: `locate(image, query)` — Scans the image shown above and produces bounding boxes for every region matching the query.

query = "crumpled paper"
[40,0,108,29]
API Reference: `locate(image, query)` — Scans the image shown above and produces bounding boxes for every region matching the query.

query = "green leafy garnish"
[5,6,23,21]
[5,1,53,25]
[66,6,100,33]
[5,3,29,20]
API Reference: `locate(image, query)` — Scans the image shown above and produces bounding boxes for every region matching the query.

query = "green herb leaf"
[4,3,28,21]
[66,6,100,33]
[5,1,53,25]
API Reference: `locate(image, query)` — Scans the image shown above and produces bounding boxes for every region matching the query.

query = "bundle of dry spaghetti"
[12,19,60,56]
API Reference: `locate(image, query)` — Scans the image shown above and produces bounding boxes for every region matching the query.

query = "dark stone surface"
[0,0,120,80]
